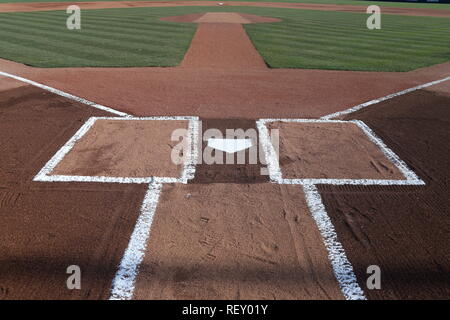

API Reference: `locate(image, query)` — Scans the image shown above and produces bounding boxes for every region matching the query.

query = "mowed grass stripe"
[256,32,449,58]
[242,8,450,70]
[0,15,191,52]
[0,22,165,60]
[3,12,193,38]
[1,11,194,45]
[258,20,450,44]
[256,29,450,53]
[254,29,448,57]
[0,7,198,67]
[0,6,448,70]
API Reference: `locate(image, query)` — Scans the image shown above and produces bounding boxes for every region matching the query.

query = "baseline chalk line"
[256,117,426,300]
[303,184,366,300]
[109,182,162,300]
[321,75,450,120]
[0,70,131,117]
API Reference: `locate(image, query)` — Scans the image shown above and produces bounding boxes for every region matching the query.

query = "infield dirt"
[133,183,344,300]
[321,89,450,299]
[0,2,449,300]
[0,83,147,299]
[269,121,404,180]
[52,119,189,178]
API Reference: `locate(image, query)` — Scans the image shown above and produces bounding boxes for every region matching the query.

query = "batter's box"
[257,119,424,186]
[34,116,199,184]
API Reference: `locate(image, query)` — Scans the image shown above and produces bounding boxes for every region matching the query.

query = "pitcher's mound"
[161,12,281,24]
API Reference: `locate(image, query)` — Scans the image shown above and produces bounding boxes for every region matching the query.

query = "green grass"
[243,7,450,71]
[1,0,450,10]
[0,6,449,70]
[0,8,198,67]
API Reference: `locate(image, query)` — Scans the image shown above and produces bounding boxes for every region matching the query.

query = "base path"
[1,1,450,17]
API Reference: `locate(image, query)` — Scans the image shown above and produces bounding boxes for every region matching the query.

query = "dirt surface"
[319,89,450,299]
[1,2,449,301]
[162,12,281,24]
[1,1,449,17]
[0,82,147,299]
[52,119,188,178]
[192,118,269,183]
[0,76,26,91]
[133,183,344,299]
[269,121,404,180]
[2,57,449,119]
[181,22,267,69]
[424,80,450,97]
[168,12,278,69]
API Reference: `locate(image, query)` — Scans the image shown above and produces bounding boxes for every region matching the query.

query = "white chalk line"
[33,116,200,184]
[256,118,424,186]
[352,120,423,183]
[1,68,200,297]
[256,118,426,300]
[0,71,132,117]
[321,75,450,120]
[108,119,199,299]
[34,117,98,182]
[256,119,282,183]
[109,182,162,300]
[180,118,200,183]
[302,184,366,300]
[31,116,200,299]
[275,178,425,186]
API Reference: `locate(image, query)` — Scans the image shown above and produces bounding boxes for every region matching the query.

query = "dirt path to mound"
[1,1,449,17]
[165,12,278,69]
[181,22,267,69]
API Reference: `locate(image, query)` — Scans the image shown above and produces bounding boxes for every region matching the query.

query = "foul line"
[321,75,450,120]
[110,182,162,300]
[302,184,366,300]
[31,115,200,300]
[256,118,427,300]
[0,70,131,117]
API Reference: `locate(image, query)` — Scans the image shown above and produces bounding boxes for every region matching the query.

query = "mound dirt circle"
[160,12,281,24]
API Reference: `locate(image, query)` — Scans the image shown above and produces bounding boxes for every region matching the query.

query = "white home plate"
[208,138,253,153]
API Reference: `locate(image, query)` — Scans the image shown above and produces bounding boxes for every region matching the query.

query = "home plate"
[208,138,252,153]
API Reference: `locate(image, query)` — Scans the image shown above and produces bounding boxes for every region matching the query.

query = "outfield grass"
[1,0,450,10]
[0,6,448,70]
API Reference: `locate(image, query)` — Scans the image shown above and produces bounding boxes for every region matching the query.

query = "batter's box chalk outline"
[257,118,426,300]
[33,116,200,184]
[256,118,425,186]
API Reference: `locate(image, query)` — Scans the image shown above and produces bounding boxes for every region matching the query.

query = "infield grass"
[0,6,448,71]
